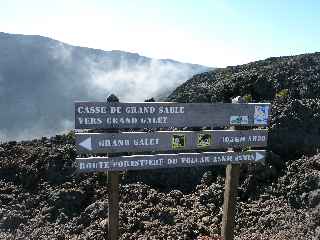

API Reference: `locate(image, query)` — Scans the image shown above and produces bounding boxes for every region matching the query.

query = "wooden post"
[106,94,120,240]
[221,97,243,240]
[221,163,240,240]
[107,171,119,240]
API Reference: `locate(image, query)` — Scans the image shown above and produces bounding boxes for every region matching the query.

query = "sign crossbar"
[76,150,266,172]
[75,102,271,129]
[76,129,268,154]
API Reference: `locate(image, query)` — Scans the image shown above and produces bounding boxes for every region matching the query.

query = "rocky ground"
[168,52,320,160]
[0,135,319,239]
[1,52,320,239]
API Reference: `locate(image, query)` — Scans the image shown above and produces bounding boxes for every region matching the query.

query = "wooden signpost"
[75,102,270,129]
[76,130,268,154]
[77,150,266,172]
[74,97,270,240]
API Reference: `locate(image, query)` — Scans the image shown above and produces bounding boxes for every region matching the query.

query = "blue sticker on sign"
[254,106,269,124]
[230,116,249,125]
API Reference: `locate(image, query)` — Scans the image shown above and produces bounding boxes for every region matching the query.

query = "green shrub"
[243,94,253,103]
[276,89,289,98]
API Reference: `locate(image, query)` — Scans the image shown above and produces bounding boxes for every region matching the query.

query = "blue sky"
[1,0,319,67]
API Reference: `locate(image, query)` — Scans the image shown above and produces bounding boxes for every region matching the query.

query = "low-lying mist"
[0,33,208,141]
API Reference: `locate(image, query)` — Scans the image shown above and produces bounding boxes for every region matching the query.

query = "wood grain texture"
[107,171,119,240]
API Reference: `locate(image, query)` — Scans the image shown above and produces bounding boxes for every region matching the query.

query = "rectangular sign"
[76,150,266,172]
[74,102,271,129]
[76,130,268,154]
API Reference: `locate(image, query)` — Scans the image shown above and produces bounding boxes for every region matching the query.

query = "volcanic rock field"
[1,52,320,239]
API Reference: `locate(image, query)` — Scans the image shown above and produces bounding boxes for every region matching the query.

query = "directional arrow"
[255,152,265,161]
[75,130,268,154]
[79,137,92,151]
[76,150,267,172]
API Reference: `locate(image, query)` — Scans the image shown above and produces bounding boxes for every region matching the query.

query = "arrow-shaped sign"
[76,150,266,172]
[255,151,265,161]
[79,137,92,151]
[75,130,268,154]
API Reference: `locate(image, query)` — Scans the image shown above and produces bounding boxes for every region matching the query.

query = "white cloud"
[49,42,73,64]
[88,58,200,101]
[0,130,6,143]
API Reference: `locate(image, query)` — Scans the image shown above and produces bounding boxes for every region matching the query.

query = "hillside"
[0,32,208,141]
[169,52,320,159]
[169,52,320,102]
[0,52,320,239]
